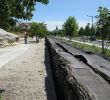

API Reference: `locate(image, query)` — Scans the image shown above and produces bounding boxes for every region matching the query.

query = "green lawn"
[61,38,110,58]
[0,94,2,100]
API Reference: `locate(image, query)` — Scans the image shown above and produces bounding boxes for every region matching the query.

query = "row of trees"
[52,7,110,41]
[51,17,93,39]
[11,17,78,39]
[78,23,95,37]
[51,7,110,54]
[79,7,110,39]
[78,7,110,53]
[12,22,48,38]
[0,0,49,30]
[51,16,78,40]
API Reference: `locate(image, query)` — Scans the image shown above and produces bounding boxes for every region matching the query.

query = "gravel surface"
[0,39,56,100]
[0,43,30,69]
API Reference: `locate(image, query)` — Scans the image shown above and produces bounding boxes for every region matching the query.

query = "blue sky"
[32,0,110,30]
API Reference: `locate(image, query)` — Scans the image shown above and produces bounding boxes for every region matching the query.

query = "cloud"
[44,21,64,31]
[30,20,90,31]
[77,20,89,28]
[44,20,89,31]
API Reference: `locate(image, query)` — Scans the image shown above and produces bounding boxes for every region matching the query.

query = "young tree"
[96,7,110,53]
[63,16,78,40]
[30,22,48,38]
[37,23,48,37]
[84,23,91,36]
[78,27,85,36]
[57,29,65,37]
[52,27,65,37]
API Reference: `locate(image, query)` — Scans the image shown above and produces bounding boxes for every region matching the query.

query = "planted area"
[72,41,110,58]
[60,38,110,60]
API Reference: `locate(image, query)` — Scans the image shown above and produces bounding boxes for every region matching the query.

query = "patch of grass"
[61,38,110,58]
[72,41,110,57]
[0,94,2,100]
[104,48,110,57]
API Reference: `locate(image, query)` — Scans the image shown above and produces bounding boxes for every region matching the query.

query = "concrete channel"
[46,37,110,100]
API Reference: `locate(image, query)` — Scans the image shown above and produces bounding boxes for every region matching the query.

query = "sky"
[32,0,110,31]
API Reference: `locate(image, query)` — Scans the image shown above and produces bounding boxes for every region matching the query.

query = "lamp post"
[87,15,95,42]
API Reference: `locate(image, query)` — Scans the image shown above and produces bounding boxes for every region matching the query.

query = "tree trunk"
[101,30,105,54]
[24,32,28,44]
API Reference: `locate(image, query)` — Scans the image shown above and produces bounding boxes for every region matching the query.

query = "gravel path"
[0,43,30,69]
[0,39,57,100]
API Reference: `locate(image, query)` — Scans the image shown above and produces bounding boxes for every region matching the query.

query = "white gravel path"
[0,39,57,100]
[0,43,30,69]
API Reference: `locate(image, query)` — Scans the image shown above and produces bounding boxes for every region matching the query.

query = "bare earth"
[0,39,57,100]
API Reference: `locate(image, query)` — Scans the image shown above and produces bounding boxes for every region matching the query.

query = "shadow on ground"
[44,44,57,100]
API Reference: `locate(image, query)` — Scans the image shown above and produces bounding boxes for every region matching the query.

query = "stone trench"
[45,37,110,100]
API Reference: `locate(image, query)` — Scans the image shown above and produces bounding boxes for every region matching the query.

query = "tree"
[37,23,48,37]
[96,7,110,36]
[96,7,110,53]
[30,22,39,38]
[51,27,65,37]
[30,22,48,38]
[57,29,65,37]
[0,0,49,29]
[78,27,85,36]
[0,0,11,29]
[63,16,78,40]
[84,23,91,36]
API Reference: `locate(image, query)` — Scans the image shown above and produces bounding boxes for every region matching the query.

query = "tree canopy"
[30,22,48,37]
[96,7,110,37]
[78,27,85,36]
[95,7,110,53]
[63,16,78,40]
[84,23,91,36]
[0,0,49,29]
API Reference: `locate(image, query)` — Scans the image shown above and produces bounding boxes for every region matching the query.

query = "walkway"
[0,43,30,69]
[0,39,57,100]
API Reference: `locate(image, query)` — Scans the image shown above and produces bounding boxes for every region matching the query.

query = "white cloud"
[30,20,90,31]
[45,21,64,31]
[77,20,90,28]
[44,20,89,31]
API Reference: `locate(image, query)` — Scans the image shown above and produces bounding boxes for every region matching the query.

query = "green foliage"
[84,23,91,36]
[57,29,65,37]
[51,27,65,37]
[96,7,110,37]
[63,16,78,40]
[78,24,96,37]
[0,94,2,100]
[30,22,38,37]
[72,41,110,57]
[96,7,110,53]
[78,27,85,36]
[62,38,110,57]
[30,22,48,37]
[0,0,49,29]
[91,26,96,36]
